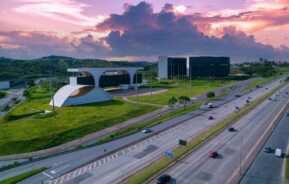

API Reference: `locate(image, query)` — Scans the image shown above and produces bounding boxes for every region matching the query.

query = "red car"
[209,151,218,158]
[208,116,213,120]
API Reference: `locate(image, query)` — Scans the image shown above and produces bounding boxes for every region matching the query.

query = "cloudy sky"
[0,0,289,62]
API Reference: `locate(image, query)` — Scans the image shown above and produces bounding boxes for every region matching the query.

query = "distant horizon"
[1,0,289,61]
[2,54,288,64]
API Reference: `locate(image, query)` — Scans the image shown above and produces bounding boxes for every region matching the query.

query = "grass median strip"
[285,154,289,180]
[124,82,288,184]
[0,167,47,184]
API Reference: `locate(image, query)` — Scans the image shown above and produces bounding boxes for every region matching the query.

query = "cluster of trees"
[0,55,157,81]
[236,59,289,77]
[0,91,6,99]
[168,96,191,112]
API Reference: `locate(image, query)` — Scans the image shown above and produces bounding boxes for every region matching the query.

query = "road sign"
[166,152,173,158]
[179,139,187,146]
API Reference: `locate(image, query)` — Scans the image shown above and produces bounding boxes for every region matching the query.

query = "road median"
[123,81,288,184]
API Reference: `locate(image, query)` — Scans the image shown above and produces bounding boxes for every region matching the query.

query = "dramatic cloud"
[0,1,289,61]
[96,2,289,61]
[13,0,106,27]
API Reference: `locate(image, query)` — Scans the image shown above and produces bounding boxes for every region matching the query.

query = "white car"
[275,149,282,157]
[206,103,213,108]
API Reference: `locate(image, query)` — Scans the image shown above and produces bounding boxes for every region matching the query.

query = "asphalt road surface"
[33,79,287,184]
[240,105,289,184]
[154,82,289,184]
[0,77,283,184]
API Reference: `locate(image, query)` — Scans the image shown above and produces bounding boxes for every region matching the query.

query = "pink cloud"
[13,0,106,27]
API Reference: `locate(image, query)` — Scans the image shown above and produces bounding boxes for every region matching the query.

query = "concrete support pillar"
[129,72,135,86]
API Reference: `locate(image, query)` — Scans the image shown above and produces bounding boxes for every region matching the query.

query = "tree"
[168,96,178,113]
[26,79,35,88]
[178,96,190,108]
[23,89,30,98]
[207,91,215,99]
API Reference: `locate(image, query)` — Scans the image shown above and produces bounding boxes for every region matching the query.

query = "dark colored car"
[209,151,218,158]
[235,94,240,98]
[264,147,274,153]
[208,115,213,120]
[228,127,235,132]
[268,97,272,100]
[286,112,289,116]
[156,174,171,184]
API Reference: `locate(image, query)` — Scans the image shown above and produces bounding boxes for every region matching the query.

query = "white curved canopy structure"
[50,67,143,107]
[50,84,112,107]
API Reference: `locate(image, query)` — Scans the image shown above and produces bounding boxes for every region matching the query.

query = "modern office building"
[158,56,187,79]
[189,57,230,78]
[51,67,143,107]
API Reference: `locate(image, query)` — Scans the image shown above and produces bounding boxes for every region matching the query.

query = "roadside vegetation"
[243,74,281,91]
[128,78,236,105]
[0,91,6,99]
[286,154,289,180]
[124,81,288,184]
[0,167,47,184]
[0,87,159,155]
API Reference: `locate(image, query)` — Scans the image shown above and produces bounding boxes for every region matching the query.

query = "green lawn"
[243,75,281,91]
[0,87,159,155]
[128,79,236,105]
[0,167,47,184]
[286,154,289,180]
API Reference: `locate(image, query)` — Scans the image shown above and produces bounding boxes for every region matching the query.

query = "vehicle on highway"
[286,112,289,116]
[234,94,240,98]
[268,97,272,100]
[285,92,289,95]
[228,127,236,132]
[142,128,153,133]
[264,147,274,153]
[275,149,282,157]
[235,106,240,110]
[156,174,171,184]
[208,115,213,120]
[209,150,218,158]
[206,103,213,108]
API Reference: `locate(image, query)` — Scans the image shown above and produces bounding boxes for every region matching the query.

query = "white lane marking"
[122,150,125,154]
[84,165,87,173]
[43,172,54,179]
[67,173,71,180]
[89,164,92,170]
[73,170,77,178]
[60,175,64,183]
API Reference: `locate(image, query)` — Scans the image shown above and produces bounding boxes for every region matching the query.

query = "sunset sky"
[0,0,289,62]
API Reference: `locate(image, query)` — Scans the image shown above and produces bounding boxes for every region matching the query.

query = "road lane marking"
[67,173,71,180]
[43,172,54,179]
[59,175,64,183]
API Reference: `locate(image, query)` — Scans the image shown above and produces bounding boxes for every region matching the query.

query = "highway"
[0,77,283,184]
[25,78,285,184]
[153,81,289,183]
[0,78,259,182]
[240,104,289,183]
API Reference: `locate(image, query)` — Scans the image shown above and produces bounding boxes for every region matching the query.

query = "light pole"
[50,73,56,118]
[135,72,139,108]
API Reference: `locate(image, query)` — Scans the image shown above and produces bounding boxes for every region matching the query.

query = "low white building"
[0,81,10,90]
[51,67,143,107]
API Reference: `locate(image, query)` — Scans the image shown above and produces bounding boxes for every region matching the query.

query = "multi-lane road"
[0,77,285,184]
[29,78,285,184]
[154,81,289,184]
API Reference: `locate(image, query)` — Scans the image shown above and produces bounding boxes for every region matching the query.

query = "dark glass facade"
[167,57,187,79]
[189,57,230,78]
